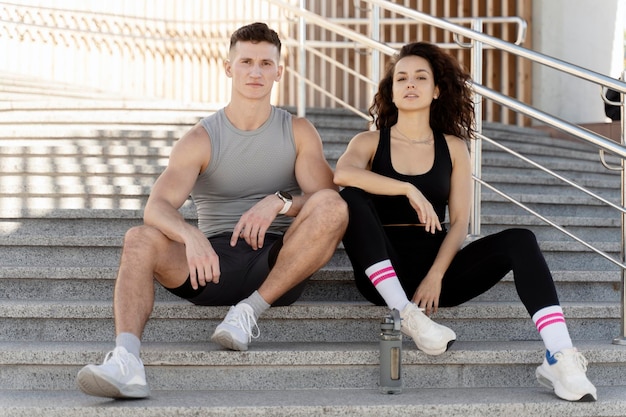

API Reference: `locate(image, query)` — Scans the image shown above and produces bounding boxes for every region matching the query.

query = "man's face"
[225,41,283,100]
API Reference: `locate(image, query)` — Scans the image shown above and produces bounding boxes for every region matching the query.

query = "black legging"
[340,187,560,317]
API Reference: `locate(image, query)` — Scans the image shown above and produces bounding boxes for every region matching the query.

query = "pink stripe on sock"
[371,272,396,286]
[536,313,565,332]
[536,312,564,326]
[369,266,394,281]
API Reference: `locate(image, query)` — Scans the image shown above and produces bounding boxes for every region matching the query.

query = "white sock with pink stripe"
[365,260,410,311]
[532,305,573,354]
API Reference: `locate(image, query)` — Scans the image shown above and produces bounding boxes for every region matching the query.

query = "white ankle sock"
[241,290,270,319]
[365,260,409,311]
[116,332,141,360]
[532,305,573,354]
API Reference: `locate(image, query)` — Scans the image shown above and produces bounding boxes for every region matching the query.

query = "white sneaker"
[211,303,260,351]
[536,348,597,402]
[76,347,150,399]
[400,302,456,356]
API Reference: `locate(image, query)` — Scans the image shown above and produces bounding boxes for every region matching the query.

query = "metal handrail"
[365,0,626,94]
[477,132,626,216]
[473,83,626,159]
[283,66,370,120]
[324,15,527,47]
[266,0,397,55]
[474,176,626,271]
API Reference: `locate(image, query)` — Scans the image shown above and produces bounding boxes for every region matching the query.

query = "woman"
[333,42,596,402]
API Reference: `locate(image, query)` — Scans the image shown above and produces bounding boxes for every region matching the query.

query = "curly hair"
[229,22,282,56]
[369,42,475,140]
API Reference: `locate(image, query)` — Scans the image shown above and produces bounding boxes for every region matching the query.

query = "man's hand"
[231,194,283,249]
[184,228,220,290]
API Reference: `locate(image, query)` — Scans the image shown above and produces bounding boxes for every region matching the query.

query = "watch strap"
[276,191,292,215]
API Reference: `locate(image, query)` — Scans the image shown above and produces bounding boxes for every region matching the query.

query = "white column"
[532,0,624,123]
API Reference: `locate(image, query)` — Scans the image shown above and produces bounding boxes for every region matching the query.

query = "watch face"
[279,191,292,200]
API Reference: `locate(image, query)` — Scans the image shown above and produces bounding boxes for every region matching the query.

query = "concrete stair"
[0,82,625,415]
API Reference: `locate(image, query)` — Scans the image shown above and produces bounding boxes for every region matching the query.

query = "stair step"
[0,267,621,304]
[0,340,624,391]
[0,127,189,140]
[0,235,617,270]
[0,301,620,343]
[481,192,619,217]
[2,385,625,417]
[481,173,619,193]
[480,214,621,241]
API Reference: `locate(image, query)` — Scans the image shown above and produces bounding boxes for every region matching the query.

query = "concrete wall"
[532,0,625,124]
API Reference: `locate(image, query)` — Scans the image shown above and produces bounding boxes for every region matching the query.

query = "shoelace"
[104,348,131,376]
[556,350,589,373]
[403,305,431,331]
[225,307,260,342]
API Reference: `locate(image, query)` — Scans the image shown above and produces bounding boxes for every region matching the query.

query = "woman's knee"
[339,186,367,205]
[501,228,538,246]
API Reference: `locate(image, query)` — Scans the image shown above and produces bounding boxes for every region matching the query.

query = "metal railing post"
[469,19,484,236]
[370,3,380,108]
[614,68,626,345]
[297,0,307,117]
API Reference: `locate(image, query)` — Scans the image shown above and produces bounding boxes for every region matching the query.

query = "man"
[76,22,348,399]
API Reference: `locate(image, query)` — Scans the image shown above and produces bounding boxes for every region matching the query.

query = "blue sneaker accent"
[545,350,558,365]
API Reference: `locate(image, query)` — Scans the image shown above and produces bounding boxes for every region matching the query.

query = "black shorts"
[164,232,308,306]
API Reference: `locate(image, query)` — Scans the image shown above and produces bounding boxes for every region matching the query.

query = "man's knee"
[307,189,348,230]
[121,225,169,258]
[124,225,158,245]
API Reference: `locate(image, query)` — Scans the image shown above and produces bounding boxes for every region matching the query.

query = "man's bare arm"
[143,124,219,288]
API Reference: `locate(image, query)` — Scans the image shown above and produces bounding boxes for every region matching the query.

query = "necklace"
[393,126,434,145]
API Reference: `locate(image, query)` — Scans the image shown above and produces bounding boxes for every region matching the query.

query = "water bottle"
[379,308,402,394]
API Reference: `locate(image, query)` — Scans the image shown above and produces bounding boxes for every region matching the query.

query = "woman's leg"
[340,187,409,310]
[438,228,596,401]
[340,187,455,355]
[438,228,571,352]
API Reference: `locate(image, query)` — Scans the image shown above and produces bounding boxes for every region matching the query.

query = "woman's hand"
[406,185,442,234]
[412,273,442,315]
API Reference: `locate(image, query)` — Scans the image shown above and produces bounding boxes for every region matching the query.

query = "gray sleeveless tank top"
[192,106,300,237]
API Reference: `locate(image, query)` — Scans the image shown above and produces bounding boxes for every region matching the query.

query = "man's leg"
[211,189,347,350]
[258,189,347,303]
[77,225,190,399]
[113,225,190,338]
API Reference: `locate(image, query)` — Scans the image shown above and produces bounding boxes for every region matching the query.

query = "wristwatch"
[275,190,293,215]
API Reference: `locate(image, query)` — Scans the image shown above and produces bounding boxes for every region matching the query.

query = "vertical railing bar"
[297,0,306,117]
[370,2,380,107]
[469,18,483,236]
[614,68,626,345]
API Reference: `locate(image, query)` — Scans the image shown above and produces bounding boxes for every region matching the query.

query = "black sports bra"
[369,127,452,225]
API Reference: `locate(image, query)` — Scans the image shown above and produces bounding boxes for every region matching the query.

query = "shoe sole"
[76,367,150,399]
[535,367,597,402]
[415,338,455,356]
[211,329,248,351]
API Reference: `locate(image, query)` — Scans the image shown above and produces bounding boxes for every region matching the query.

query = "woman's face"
[391,55,439,111]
